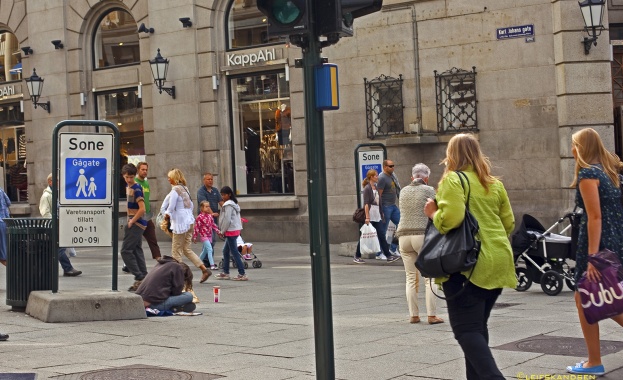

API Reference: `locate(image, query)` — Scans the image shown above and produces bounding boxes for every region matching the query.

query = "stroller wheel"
[244,261,249,269]
[218,261,223,269]
[232,259,237,268]
[565,267,576,291]
[256,260,262,268]
[541,270,563,296]
[252,260,260,268]
[515,268,532,291]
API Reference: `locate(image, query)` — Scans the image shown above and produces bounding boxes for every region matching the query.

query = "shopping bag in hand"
[577,249,623,324]
[360,224,380,255]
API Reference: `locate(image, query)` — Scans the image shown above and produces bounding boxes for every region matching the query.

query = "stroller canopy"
[511,214,546,254]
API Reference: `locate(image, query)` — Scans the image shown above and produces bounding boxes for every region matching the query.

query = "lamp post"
[579,0,606,55]
[149,49,175,99]
[24,68,51,113]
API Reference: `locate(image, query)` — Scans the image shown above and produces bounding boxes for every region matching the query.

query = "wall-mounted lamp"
[579,0,606,55]
[51,40,64,49]
[149,49,175,99]
[24,68,51,113]
[21,46,33,55]
[179,17,193,28]
[138,23,154,34]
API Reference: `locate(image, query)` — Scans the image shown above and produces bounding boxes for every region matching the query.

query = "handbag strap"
[455,171,471,209]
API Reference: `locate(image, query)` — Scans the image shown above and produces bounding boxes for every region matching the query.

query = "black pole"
[302,6,336,378]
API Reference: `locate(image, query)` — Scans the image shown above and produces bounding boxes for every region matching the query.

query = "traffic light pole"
[301,10,336,380]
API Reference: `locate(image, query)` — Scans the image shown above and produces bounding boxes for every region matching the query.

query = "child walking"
[192,201,220,270]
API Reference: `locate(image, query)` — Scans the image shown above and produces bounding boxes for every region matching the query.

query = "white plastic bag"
[360,224,381,255]
[386,221,396,245]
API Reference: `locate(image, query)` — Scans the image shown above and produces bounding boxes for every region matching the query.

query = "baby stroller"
[218,233,263,269]
[511,210,580,296]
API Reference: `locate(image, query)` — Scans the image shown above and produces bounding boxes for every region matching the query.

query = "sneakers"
[243,254,253,260]
[128,280,142,292]
[216,273,230,280]
[232,274,248,281]
[210,265,218,270]
[63,269,82,277]
[386,255,401,263]
[376,253,387,260]
[353,257,365,264]
[566,362,605,376]
[172,303,197,313]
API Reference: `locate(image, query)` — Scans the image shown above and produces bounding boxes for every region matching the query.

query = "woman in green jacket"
[424,133,516,380]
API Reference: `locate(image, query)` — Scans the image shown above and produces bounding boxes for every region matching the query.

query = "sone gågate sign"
[58,133,113,247]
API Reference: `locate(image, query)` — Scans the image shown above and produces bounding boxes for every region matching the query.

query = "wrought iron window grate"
[364,74,404,139]
[435,67,478,133]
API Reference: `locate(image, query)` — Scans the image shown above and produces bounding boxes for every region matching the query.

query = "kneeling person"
[135,256,196,313]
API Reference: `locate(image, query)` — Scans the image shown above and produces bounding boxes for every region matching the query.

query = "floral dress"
[574,165,623,282]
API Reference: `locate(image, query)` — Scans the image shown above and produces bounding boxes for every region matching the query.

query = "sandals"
[427,316,444,325]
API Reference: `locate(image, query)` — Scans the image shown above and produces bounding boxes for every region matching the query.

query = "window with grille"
[435,67,478,133]
[364,75,404,139]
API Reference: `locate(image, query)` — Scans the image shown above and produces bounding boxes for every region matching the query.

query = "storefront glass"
[93,10,140,69]
[0,102,26,202]
[0,32,22,83]
[227,0,280,49]
[230,71,293,195]
[96,89,143,198]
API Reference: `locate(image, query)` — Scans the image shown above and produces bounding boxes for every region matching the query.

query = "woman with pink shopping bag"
[567,128,623,376]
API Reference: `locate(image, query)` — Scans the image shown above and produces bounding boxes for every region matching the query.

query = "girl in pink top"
[192,201,220,270]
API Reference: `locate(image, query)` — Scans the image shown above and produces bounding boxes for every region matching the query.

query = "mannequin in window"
[275,103,291,146]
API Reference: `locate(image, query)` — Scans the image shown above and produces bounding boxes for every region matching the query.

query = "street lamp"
[579,0,606,55]
[149,49,175,99]
[24,68,51,113]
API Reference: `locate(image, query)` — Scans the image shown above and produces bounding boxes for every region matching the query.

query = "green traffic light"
[272,0,302,25]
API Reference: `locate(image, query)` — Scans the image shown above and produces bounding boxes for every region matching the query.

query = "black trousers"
[142,219,161,259]
[443,274,505,380]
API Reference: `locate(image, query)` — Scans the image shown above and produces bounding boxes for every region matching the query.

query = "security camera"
[21,46,33,55]
[179,17,193,28]
[51,40,64,49]
[138,23,154,34]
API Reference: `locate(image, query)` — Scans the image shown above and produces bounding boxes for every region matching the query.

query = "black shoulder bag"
[415,171,480,280]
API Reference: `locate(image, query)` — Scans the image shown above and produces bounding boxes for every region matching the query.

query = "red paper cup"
[213,286,221,302]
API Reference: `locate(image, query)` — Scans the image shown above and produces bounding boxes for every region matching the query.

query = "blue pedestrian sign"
[59,133,113,205]
[64,158,107,200]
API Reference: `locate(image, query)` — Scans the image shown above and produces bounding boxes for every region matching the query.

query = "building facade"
[0,0,620,243]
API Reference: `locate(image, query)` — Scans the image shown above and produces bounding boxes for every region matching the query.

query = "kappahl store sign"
[227,48,276,66]
[0,85,16,97]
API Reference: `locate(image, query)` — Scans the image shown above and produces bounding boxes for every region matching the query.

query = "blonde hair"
[440,133,496,191]
[362,169,378,187]
[199,201,211,212]
[571,128,622,188]
[167,168,187,186]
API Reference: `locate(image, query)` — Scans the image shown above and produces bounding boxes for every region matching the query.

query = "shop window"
[230,72,294,195]
[364,75,405,139]
[227,0,281,50]
[0,103,26,202]
[93,10,140,69]
[435,67,478,133]
[0,32,22,83]
[95,89,143,198]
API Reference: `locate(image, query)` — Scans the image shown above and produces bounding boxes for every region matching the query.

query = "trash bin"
[4,218,56,308]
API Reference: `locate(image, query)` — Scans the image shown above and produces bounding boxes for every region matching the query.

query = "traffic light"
[316,0,383,40]
[257,0,309,37]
